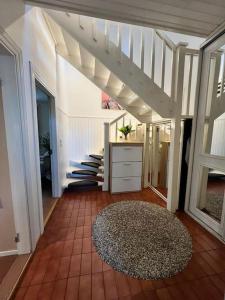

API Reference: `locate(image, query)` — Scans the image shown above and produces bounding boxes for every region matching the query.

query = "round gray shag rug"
[92,200,192,280]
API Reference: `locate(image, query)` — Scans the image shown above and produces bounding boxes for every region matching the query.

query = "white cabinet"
[110,143,143,193]
[112,146,143,162]
[112,162,142,177]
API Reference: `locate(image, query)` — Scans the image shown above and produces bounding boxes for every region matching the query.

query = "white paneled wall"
[56,54,123,165]
[68,116,115,161]
[211,115,225,157]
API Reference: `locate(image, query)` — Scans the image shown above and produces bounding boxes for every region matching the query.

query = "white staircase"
[42,9,201,197]
[43,10,181,121]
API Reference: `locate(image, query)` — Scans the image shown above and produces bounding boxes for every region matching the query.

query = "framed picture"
[101,92,123,110]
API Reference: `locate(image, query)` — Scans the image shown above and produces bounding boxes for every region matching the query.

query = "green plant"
[39,132,51,154]
[118,125,132,140]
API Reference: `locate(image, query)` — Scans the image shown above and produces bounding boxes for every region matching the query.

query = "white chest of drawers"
[110,143,143,193]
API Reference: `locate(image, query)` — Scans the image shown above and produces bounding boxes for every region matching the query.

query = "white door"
[189,34,225,239]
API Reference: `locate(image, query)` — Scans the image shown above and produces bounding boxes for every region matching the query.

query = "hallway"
[14,189,225,300]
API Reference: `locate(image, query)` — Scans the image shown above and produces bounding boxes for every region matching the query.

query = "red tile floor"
[13,189,225,300]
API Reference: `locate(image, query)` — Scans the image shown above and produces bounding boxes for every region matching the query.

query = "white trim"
[49,98,61,197]
[29,63,45,237]
[56,106,122,120]
[35,77,61,198]
[149,185,167,203]
[184,50,203,212]
[185,210,225,244]
[0,250,18,257]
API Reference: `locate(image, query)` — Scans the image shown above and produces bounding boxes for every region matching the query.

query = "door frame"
[34,73,60,199]
[29,62,60,237]
[188,32,225,240]
[149,121,172,203]
[0,32,31,254]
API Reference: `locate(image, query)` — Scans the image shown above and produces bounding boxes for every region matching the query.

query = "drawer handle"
[123,178,131,181]
[124,147,132,150]
[124,163,131,166]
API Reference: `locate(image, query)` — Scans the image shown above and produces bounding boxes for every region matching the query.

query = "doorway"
[189,33,225,240]
[35,82,58,224]
[149,122,171,201]
[0,40,31,299]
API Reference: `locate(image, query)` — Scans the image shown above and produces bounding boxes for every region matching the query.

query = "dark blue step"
[72,169,97,175]
[89,154,103,161]
[81,161,101,168]
[67,180,100,192]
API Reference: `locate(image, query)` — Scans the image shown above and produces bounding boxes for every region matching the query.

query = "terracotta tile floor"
[13,189,225,300]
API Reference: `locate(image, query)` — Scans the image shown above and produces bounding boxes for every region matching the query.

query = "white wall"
[57,55,123,168]
[0,4,62,251]
[162,30,205,49]
[5,6,57,95]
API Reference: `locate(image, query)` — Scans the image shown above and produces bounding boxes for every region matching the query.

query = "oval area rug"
[92,200,192,279]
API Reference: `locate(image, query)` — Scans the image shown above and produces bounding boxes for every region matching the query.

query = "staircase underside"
[44,10,176,121]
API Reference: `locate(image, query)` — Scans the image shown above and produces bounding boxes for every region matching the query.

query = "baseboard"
[0,250,18,257]
[44,198,58,227]
[185,210,225,244]
[149,185,167,202]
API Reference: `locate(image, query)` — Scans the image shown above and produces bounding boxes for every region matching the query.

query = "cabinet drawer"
[112,146,142,162]
[112,162,142,177]
[111,177,141,193]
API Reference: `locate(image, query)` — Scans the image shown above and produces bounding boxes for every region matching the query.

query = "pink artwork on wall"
[101,92,123,110]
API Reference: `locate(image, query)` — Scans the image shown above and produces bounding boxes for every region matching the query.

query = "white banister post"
[103,122,110,191]
[143,123,150,188]
[130,27,133,61]
[167,43,187,212]
[152,125,159,187]
[105,21,109,53]
[92,18,97,42]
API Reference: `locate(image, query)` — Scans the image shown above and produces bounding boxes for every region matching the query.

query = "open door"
[35,81,59,224]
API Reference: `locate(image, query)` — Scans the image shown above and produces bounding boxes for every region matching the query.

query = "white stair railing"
[46,11,201,119]
[92,19,176,99]
[181,48,199,117]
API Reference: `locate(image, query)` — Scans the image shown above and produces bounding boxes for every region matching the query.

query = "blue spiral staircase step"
[67,180,99,192]
[81,161,101,168]
[89,154,103,161]
[72,169,97,175]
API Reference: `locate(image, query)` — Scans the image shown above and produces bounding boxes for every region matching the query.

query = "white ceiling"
[27,0,225,37]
